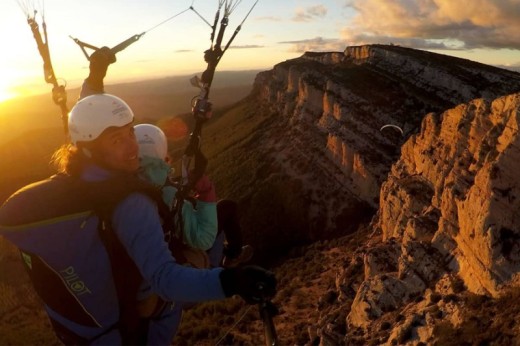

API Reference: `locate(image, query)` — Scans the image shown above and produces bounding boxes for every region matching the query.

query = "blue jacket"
[0,164,226,344]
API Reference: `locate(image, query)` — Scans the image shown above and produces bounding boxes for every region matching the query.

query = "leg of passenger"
[217,199,243,258]
[217,199,254,267]
[207,231,225,268]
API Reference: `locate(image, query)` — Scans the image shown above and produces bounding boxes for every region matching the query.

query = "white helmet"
[134,124,168,160]
[68,94,134,145]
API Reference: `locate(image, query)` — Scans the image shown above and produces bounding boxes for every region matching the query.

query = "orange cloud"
[279,37,345,52]
[293,5,328,22]
[342,0,520,49]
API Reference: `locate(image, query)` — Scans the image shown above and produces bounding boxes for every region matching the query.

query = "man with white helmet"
[68,93,140,172]
[0,91,276,345]
[81,48,253,267]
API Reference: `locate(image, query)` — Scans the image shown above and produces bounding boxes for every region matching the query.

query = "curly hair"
[50,144,87,177]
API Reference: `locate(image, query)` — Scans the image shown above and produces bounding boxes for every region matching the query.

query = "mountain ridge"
[253,43,520,211]
[244,45,520,345]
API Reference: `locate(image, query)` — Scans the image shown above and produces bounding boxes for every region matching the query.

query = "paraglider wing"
[380,124,404,136]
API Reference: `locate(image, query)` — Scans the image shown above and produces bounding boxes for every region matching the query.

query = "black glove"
[220,265,277,304]
[87,46,116,90]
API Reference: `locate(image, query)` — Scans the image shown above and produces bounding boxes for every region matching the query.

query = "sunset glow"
[0,69,22,103]
[0,86,16,103]
[0,0,519,103]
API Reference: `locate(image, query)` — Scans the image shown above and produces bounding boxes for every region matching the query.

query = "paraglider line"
[214,305,254,345]
[143,6,192,34]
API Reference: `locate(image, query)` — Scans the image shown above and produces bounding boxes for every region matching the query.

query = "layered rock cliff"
[240,45,520,344]
[377,93,520,296]
[253,45,520,211]
[303,91,520,345]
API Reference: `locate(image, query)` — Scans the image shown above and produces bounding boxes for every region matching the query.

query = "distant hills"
[0,69,261,145]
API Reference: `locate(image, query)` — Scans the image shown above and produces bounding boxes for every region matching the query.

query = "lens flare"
[158,117,189,141]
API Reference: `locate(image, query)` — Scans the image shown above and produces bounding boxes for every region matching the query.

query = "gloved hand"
[220,265,277,304]
[88,46,116,82]
[192,174,216,203]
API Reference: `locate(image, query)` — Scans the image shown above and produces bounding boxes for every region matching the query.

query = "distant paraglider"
[380,124,404,136]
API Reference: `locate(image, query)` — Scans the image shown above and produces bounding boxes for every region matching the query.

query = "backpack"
[0,173,206,345]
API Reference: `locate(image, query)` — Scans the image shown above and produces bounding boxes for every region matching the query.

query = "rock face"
[378,93,520,296]
[321,92,520,344]
[253,45,520,209]
[248,45,520,344]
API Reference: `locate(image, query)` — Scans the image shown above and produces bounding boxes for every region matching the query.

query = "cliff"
[321,92,520,345]
[253,45,520,210]
[377,94,520,297]
[237,45,520,344]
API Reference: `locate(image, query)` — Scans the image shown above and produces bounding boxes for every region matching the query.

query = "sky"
[1,0,520,102]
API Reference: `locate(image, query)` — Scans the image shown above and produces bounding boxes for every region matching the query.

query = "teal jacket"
[138,156,217,251]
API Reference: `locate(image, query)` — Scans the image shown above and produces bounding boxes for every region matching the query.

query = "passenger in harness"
[134,124,254,268]
[0,93,277,345]
[135,123,218,257]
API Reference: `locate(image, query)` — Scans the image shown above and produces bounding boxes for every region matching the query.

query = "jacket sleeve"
[181,200,218,251]
[111,193,225,302]
[78,79,103,100]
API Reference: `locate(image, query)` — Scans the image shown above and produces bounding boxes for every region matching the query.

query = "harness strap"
[88,175,171,345]
[96,219,148,345]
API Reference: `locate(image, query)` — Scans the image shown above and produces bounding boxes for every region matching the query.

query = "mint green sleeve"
[181,200,218,250]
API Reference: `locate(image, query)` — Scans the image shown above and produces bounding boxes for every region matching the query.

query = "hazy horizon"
[0,67,267,104]
[0,69,260,145]
[2,1,519,103]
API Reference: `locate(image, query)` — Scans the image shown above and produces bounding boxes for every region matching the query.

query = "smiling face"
[87,123,140,173]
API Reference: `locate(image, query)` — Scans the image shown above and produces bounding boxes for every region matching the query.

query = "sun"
[0,82,17,103]
[0,78,18,102]
[0,68,22,103]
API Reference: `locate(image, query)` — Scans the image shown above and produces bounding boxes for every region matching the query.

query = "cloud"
[175,49,194,53]
[307,5,328,17]
[340,31,460,50]
[256,16,282,21]
[293,5,328,22]
[279,37,346,53]
[229,45,264,49]
[341,0,520,50]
